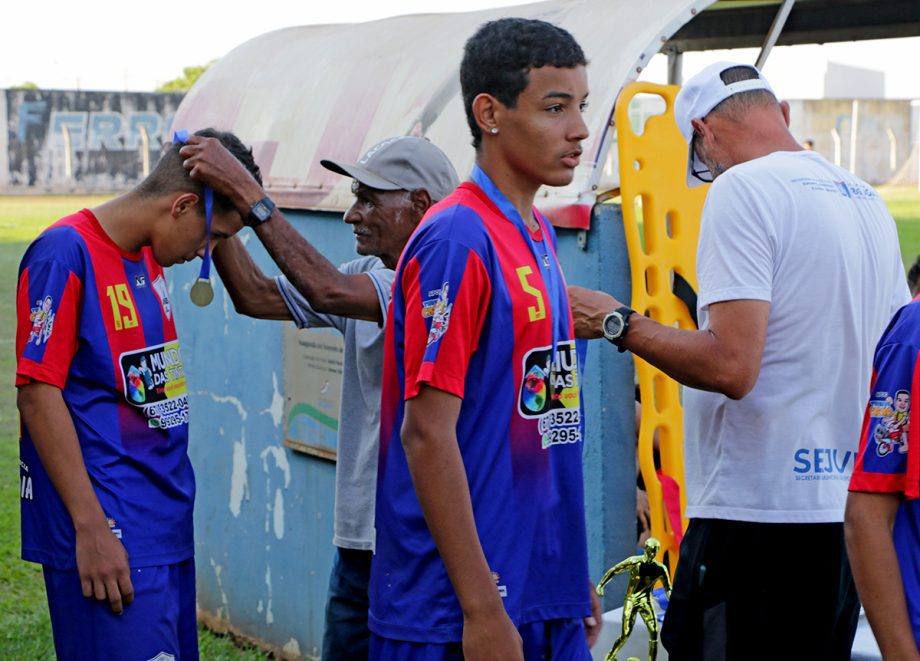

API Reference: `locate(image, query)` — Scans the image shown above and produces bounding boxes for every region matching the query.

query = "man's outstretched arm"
[402,384,524,661]
[18,382,134,615]
[596,559,631,596]
[569,286,769,400]
[212,236,291,320]
[180,135,382,322]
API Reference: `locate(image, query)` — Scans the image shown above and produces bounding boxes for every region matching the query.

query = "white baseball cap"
[673,61,776,186]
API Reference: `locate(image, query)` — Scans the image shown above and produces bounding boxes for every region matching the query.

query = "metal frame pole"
[756,0,796,69]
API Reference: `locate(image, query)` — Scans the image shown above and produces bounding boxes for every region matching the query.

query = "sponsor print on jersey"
[792,447,854,481]
[28,295,55,346]
[20,460,33,501]
[119,341,188,429]
[491,570,508,598]
[107,516,123,540]
[793,177,879,200]
[868,389,911,458]
[152,274,172,320]
[518,340,582,448]
[425,281,452,346]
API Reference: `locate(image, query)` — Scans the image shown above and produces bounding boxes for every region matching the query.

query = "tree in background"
[11,82,39,90]
[156,61,216,93]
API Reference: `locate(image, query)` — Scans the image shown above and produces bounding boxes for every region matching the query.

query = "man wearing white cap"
[569,62,909,657]
[178,134,459,659]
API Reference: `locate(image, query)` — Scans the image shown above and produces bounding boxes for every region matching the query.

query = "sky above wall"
[4,0,919,99]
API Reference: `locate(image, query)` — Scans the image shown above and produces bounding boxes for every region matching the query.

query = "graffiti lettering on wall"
[44,110,172,151]
[5,89,185,190]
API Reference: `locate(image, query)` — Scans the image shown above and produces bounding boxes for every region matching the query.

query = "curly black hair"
[460,17,587,149]
[137,128,262,213]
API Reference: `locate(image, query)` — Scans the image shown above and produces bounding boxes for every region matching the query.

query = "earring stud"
[490,127,499,135]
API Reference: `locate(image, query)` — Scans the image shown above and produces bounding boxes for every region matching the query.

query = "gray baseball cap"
[321,136,460,202]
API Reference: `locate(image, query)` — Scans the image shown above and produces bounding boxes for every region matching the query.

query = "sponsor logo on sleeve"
[119,341,188,429]
[867,389,911,458]
[518,340,582,448]
[425,282,452,347]
[28,295,55,346]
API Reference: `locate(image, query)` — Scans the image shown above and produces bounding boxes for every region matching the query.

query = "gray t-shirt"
[275,256,394,550]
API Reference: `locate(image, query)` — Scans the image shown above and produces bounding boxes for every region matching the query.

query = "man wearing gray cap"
[568,61,908,658]
[178,134,459,659]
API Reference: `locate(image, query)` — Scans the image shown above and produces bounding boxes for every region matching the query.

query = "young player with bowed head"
[16,128,259,660]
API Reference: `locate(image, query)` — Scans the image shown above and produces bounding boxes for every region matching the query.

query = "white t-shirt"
[683,150,910,523]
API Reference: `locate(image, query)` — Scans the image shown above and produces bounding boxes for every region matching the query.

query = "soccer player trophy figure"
[596,537,672,661]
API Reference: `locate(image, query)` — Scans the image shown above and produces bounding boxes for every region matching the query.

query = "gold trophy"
[596,538,672,661]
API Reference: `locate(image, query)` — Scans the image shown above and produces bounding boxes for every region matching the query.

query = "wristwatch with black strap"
[244,195,276,228]
[602,306,636,352]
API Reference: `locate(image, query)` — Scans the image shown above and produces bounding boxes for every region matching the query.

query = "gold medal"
[190,278,214,307]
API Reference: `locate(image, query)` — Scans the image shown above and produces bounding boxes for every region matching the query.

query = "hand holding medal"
[173,130,215,307]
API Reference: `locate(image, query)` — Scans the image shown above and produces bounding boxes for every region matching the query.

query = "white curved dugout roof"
[173,0,714,226]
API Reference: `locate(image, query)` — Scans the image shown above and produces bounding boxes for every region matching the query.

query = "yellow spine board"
[614,81,709,573]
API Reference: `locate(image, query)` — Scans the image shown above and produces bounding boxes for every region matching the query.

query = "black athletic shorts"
[660,518,859,661]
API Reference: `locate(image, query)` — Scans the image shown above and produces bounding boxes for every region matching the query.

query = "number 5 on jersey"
[106,284,138,331]
[516,266,546,322]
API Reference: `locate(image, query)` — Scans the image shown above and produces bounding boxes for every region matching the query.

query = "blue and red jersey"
[849,296,920,646]
[16,209,194,570]
[369,169,591,643]
[850,298,920,496]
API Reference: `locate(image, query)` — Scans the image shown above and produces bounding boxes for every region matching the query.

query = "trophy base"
[590,607,882,661]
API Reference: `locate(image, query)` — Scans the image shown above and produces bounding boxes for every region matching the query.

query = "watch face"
[252,201,271,221]
[604,313,624,338]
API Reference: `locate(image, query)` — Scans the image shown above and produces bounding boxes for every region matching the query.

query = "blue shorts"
[43,558,198,661]
[370,617,590,660]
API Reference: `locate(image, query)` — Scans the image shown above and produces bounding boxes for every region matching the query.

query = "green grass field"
[879,187,920,269]
[0,196,267,659]
[2,190,920,658]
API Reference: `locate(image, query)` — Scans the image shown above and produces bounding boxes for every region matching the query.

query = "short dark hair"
[460,18,587,149]
[908,255,920,295]
[709,66,777,121]
[136,128,262,213]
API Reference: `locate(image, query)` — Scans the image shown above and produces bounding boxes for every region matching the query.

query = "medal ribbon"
[172,130,213,284]
[470,165,566,360]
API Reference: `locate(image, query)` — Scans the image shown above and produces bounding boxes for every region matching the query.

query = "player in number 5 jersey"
[16,129,260,661]
[370,18,601,660]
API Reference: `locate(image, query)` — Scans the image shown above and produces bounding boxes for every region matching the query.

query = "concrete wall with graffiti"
[1,89,184,192]
[1,89,915,193]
